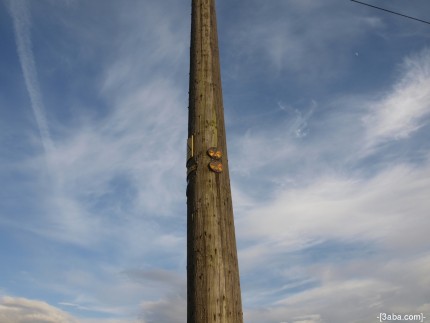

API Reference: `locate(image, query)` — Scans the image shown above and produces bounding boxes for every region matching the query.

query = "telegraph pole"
[186,0,243,322]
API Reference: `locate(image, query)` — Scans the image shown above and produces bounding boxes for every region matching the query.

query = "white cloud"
[229,101,315,179]
[363,48,430,149]
[243,254,430,323]
[14,69,187,250]
[229,48,430,183]
[79,320,142,323]
[234,154,430,322]
[20,0,191,249]
[141,294,186,323]
[238,161,430,258]
[4,68,191,323]
[0,296,142,323]
[80,320,141,323]
[3,0,190,247]
[230,58,430,317]
[0,297,76,323]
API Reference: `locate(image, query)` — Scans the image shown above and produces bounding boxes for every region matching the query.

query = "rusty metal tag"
[207,147,222,160]
[209,161,223,173]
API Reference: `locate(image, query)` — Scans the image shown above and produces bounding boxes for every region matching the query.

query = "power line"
[350,0,430,25]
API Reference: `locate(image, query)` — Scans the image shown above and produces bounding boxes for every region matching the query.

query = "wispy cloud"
[236,161,430,322]
[0,296,77,323]
[225,44,430,323]
[238,162,430,252]
[4,0,189,248]
[1,2,188,320]
[222,0,384,82]
[141,295,186,323]
[6,0,54,156]
[363,47,430,150]
[2,1,430,322]
[230,47,430,185]
[243,254,430,322]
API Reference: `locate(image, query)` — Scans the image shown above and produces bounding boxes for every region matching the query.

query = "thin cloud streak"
[7,0,54,156]
[363,47,430,151]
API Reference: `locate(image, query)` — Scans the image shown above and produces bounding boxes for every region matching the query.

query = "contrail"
[7,0,54,155]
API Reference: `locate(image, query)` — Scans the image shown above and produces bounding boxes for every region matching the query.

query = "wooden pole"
[186,0,243,322]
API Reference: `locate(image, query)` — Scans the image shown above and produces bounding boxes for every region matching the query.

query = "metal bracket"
[187,135,194,162]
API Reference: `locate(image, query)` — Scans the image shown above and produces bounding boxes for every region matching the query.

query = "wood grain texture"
[187,0,243,322]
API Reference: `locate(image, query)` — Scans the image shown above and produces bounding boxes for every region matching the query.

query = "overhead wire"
[350,0,430,25]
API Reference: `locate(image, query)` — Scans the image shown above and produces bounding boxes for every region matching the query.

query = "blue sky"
[1,0,430,322]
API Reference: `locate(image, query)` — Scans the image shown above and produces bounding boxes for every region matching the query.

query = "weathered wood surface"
[186,0,243,322]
